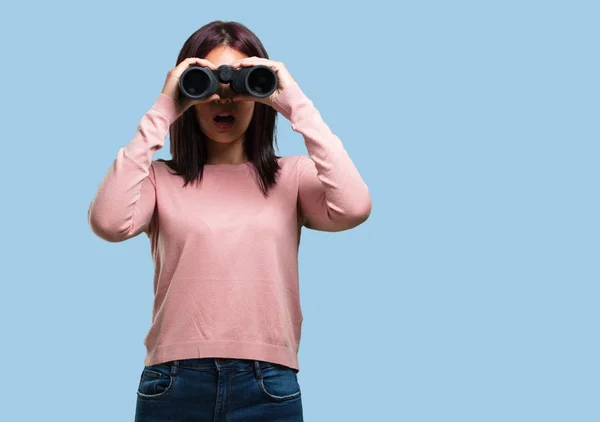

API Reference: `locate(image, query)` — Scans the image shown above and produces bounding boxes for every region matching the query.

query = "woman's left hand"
[229,57,296,107]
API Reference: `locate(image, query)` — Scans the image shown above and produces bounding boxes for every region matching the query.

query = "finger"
[205,94,220,102]
[230,57,269,68]
[194,58,219,70]
[185,57,218,70]
[231,58,261,67]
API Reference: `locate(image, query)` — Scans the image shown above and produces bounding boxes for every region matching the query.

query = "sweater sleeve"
[271,82,372,232]
[88,93,183,242]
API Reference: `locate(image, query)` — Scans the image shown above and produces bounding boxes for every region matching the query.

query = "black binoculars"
[179,64,278,100]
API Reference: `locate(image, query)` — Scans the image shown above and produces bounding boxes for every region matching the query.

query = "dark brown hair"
[157,20,281,196]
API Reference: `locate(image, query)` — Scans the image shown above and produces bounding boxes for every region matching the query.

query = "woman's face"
[193,46,255,145]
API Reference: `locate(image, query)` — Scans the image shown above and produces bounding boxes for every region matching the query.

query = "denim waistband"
[155,357,297,373]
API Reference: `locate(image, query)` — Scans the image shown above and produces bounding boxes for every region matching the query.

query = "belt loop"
[253,360,262,380]
[171,360,179,376]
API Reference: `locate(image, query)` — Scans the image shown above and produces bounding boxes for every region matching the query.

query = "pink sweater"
[88,81,372,372]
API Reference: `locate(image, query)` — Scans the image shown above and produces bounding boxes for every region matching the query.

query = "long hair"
[157,20,281,197]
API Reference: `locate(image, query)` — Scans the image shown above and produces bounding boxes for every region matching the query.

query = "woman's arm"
[272,82,372,232]
[87,94,182,242]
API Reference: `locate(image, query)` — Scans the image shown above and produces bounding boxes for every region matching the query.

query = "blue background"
[1,0,598,420]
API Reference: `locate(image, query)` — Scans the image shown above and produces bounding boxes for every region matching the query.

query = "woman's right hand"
[161,57,221,114]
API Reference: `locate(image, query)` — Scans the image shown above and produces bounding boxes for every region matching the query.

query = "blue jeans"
[135,358,303,421]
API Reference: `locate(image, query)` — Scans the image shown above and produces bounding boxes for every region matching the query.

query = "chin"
[211,135,242,143]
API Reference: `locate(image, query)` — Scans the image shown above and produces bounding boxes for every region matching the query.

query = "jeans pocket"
[256,362,301,402]
[137,362,174,399]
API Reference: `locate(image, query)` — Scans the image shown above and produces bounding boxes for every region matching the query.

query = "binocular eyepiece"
[179,64,278,100]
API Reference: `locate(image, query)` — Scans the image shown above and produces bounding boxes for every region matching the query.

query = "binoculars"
[179,64,278,100]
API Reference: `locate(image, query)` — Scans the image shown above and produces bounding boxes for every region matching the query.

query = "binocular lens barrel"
[248,67,274,95]
[180,68,214,97]
[179,64,278,100]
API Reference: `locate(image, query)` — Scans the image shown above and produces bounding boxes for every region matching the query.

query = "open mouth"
[213,113,236,130]
[214,115,235,124]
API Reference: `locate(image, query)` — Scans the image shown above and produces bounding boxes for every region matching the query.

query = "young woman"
[88,20,371,421]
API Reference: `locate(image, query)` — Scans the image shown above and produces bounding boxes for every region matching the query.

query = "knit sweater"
[88,81,372,372]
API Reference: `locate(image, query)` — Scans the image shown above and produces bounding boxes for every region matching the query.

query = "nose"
[214,84,234,104]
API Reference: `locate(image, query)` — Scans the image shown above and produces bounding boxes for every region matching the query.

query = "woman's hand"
[229,57,297,107]
[161,57,221,114]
